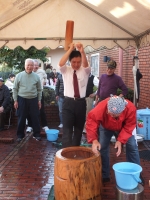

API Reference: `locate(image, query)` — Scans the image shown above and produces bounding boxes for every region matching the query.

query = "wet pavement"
[0,126,149,200]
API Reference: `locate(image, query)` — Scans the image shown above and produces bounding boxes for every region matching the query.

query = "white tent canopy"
[0,0,150,50]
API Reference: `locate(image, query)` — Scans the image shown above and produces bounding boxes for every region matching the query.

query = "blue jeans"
[57,97,64,124]
[99,125,140,179]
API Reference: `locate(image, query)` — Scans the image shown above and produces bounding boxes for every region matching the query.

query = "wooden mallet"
[64,20,74,50]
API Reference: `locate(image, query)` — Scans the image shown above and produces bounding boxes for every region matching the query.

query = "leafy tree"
[0,46,50,71]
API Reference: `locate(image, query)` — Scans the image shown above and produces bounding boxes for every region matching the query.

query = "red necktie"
[73,70,80,98]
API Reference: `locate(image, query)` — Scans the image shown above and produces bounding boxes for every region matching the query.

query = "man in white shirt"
[59,42,91,148]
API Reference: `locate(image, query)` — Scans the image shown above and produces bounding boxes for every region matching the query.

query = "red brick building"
[87,45,150,109]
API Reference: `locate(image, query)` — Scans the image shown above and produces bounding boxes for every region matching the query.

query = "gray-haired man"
[13,58,42,142]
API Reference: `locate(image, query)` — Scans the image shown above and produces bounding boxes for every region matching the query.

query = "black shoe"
[140,173,145,186]
[33,136,41,141]
[102,178,110,183]
[16,138,23,142]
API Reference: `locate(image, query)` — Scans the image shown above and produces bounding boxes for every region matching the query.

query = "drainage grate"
[143,140,150,150]
[139,150,150,161]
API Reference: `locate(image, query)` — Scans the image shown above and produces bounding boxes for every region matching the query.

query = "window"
[46,56,51,64]
[90,53,99,77]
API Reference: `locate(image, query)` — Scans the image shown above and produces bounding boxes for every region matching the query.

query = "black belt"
[65,96,85,101]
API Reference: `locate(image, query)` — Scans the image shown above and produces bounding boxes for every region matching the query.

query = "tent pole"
[118,48,123,77]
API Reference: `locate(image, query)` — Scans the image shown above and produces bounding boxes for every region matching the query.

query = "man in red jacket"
[86,95,143,184]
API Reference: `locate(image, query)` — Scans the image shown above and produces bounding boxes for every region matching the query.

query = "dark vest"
[86,75,94,97]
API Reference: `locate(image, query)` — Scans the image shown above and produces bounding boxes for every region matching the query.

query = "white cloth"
[36,68,47,90]
[59,65,91,98]
[45,79,56,90]
[5,79,14,89]
[93,76,99,88]
[132,127,138,145]
[132,58,140,106]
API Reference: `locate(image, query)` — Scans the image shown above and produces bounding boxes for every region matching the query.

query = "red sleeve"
[86,100,107,143]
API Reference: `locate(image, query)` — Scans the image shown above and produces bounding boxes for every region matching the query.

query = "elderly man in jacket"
[13,58,42,142]
[26,59,49,133]
[86,95,144,185]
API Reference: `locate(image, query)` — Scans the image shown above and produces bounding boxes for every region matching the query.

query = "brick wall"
[99,47,120,76]
[87,44,150,109]
[44,105,60,126]
[5,105,60,127]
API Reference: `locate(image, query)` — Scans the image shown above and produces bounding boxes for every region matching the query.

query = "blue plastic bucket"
[46,129,59,141]
[113,162,142,190]
[136,108,150,140]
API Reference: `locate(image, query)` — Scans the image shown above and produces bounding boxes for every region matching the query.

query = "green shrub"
[43,87,57,105]
[93,85,98,93]
[117,88,134,102]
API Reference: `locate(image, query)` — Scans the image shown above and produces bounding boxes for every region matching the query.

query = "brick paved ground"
[0,126,149,200]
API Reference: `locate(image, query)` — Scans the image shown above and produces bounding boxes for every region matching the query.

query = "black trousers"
[27,92,47,127]
[0,113,5,130]
[62,98,86,148]
[17,96,40,138]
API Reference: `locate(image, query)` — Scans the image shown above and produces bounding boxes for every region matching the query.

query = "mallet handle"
[64,20,74,50]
